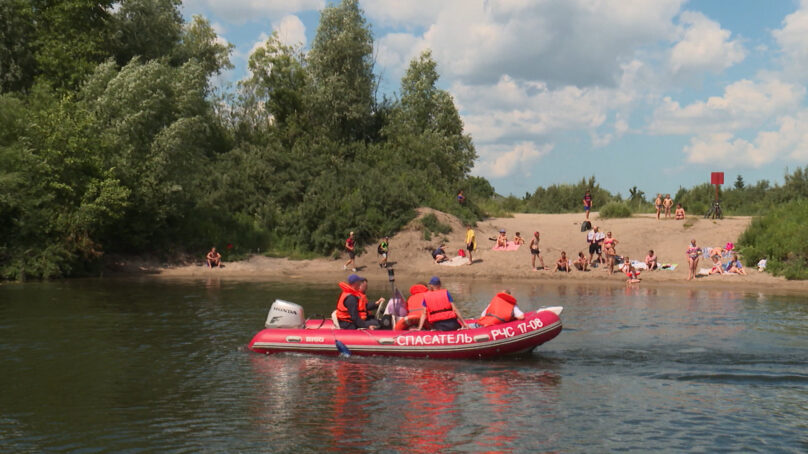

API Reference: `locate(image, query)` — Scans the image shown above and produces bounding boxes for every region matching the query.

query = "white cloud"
[361,0,444,28]
[274,15,307,47]
[183,0,323,24]
[669,11,745,75]
[474,141,553,178]
[683,111,808,167]
[649,78,805,135]
[772,0,808,79]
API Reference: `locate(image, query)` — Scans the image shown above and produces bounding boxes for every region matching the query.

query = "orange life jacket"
[424,289,456,323]
[336,282,367,322]
[477,292,517,327]
[406,284,429,314]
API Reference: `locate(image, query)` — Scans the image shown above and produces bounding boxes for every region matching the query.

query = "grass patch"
[738,200,808,280]
[419,213,452,242]
[598,202,633,219]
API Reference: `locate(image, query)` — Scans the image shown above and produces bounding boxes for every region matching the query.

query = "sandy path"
[145,210,807,293]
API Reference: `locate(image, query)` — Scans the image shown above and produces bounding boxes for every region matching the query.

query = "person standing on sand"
[465,225,476,265]
[655,194,663,220]
[686,239,701,280]
[603,231,618,274]
[663,194,673,218]
[377,236,389,269]
[587,226,605,265]
[530,231,547,270]
[343,231,357,271]
[583,190,592,220]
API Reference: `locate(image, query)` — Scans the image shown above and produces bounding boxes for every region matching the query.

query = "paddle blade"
[335,339,351,357]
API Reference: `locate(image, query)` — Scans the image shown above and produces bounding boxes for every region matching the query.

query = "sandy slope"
[145,208,806,292]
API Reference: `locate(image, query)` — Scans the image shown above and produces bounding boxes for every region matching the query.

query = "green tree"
[0,0,37,93]
[111,0,184,66]
[734,174,745,190]
[308,0,376,144]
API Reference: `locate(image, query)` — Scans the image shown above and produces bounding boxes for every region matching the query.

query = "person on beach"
[343,231,357,271]
[583,190,592,220]
[587,226,605,265]
[513,232,525,245]
[336,274,384,330]
[476,290,525,327]
[457,190,465,205]
[206,247,222,268]
[708,253,724,275]
[675,204,686,220]
[655,194,663,220]
[496,229,508,248]
[663,194,673,218]
[393,283,429,330]
[621,256,641,284]
[377,237,389,269]
[686,239,701,280]
[554,251,571,273]
[603,232,618,274]
[725,253,747,275]
[530,231,547,270]
[645,250,658,270]
[417,276,469,331]
[573,251,589,271]
[465,225,476,265]
[432,244,448,263]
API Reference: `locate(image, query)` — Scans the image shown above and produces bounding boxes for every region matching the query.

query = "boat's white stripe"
[253,321,561,353]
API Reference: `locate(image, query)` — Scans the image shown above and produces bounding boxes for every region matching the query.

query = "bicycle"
[704,201,723,220]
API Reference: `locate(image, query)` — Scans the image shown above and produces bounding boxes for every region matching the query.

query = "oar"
[335,339,351,357]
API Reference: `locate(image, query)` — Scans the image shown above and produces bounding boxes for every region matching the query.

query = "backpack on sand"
[580,220,592,232]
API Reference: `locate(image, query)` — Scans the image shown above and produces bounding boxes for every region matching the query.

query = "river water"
[0,277,806,452]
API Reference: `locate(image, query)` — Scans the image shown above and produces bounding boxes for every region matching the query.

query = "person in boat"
[476,290,525,327]
[393,283,429,331]
[336,274,385,330]
[206,247,222,268]
[417,276,469,331]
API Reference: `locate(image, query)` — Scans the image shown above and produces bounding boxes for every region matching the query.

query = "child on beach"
[675,204,686,220]
[573,251,589,271]
[621,256,641,284]
[496,229,508,248]
[513,232,525,245]
[645,250,658,270]
[663,194,673,218]
[655,194,662,220]
[530,231,547,271]
[554,251,571,273]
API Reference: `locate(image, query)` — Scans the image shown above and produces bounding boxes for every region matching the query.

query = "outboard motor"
[265,300,305,329]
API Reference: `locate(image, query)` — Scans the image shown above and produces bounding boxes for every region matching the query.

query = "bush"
[598,202,633,219]
[738,199,808,280]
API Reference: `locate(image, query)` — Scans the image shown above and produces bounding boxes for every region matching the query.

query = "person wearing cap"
[343,231,357,271]
[496,229,508,248]
[335,274,384,329]
[417,277,469,331]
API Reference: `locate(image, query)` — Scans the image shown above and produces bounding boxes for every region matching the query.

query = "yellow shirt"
[465,229,476,248]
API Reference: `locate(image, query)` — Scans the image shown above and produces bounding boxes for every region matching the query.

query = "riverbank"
[115,209,808,293]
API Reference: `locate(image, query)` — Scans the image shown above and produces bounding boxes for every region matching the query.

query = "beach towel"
[492,241,520,251]
[659,263,678,271]
[631,260,647,270]
[439,256,468,266]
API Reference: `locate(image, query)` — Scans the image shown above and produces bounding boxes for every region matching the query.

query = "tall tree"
[307,0,376,144]
[0,0,37,93]
[111,0,184,66]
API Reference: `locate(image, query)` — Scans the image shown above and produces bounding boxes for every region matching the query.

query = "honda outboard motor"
[265,300,305,329]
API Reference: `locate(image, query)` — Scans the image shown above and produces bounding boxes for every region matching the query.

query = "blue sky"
[182,0,808,198]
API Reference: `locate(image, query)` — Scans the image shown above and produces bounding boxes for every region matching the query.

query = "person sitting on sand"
[675,203,686,220]
[686,239,701,280]
[645,250,658,270]
[708,254,724,275]
[725,253,747,275]
[530,231,547,271]
[554,251,571,273]
[206,247,221,268]
[496,229,508,248]
[573,251,589,271]
[621,256,641,284]
[513,232,525,245]
[432,244,448,263]
[708,246,724,261]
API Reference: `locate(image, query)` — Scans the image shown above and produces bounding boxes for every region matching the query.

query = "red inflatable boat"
[248,300,563,359]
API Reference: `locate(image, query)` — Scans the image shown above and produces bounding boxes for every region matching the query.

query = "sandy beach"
[136,209,808,293]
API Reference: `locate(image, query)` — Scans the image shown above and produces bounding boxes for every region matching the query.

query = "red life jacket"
[477,292,517,327]
[424,289,456,323]
[406,284,429,314]
[336,282,367,322]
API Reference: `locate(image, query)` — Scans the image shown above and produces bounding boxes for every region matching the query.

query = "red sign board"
[711,172,724,185]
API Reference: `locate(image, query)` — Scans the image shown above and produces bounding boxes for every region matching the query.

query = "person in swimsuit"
[529,231,547,270]
[645,250,658,270]
[573,251,589,271]
[620,256,641,284]
[513,232,525,245]
[663,194,673,218]
[686,239,701,280]
[675,203,686,220]
[496,229,508,248]
[725,253,747,275]
[554,251,571,273]
[343,231,357,271]
[206,247,222,268]
[603,231,618,275]
[655,194,662,220]
[583,190,592,220]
